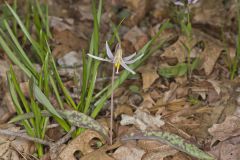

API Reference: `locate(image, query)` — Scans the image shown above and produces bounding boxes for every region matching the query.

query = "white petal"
[191,0,198,4]
[123,52,136,61]
[174,1,184,6]
[106,41,114,60]
[87,54,112,62]
[120,61,135,74]
[124,54,143,64]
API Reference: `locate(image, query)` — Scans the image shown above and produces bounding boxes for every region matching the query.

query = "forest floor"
[0,0,240,159]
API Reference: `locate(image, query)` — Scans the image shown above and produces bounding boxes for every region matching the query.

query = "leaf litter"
[1,0,240,159]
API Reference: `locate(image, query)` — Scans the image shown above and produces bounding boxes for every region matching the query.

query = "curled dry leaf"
[138,140,178,159]
[192,0,226,28]
[0,125,35,159]
[81,141,121,160]
[113,143,145,160]
[139,93,156,109]
[138,64,159,91]
[142,149,178,160]
[114,104,133,118]
[210,136,240,160]
[58,130,106,160]
[193,29,224,75]
[138,139,165,151]
[122,0,148,26]
[50,16,73,32]
[151,0,170,22]
[207,79,221,95]
[162,83,178,104]
[208,116,240,142]
[81,149,114,160]
[123,26,149,51]
[120,109,165,131]
[162,36,197,63]
[0,92,16,124]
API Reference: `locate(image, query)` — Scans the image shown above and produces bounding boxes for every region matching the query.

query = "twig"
[0,129,52,146]
[0,126,76,148]
[55,126,76,146]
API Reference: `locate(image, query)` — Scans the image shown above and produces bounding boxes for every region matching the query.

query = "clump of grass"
[172,0,199,78]
[0,0,169,157]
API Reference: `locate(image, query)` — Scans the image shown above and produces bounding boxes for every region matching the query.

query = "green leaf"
[122,131,215,160]
[84,0,102,114]
[33,83,62,119]
[158,63,188,78]
[0,32,32,78]
[7,71,34,135]
[59,110,109,141]
[6,2,44,62]
[129,85,140,93]
[8,110,109,142]
[3,20,38,78]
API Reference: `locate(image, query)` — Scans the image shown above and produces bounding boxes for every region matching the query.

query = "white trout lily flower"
[87,42,143,74]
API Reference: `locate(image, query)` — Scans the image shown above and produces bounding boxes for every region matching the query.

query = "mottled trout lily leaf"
[9,110,109,142]
[121,131,215,160]
[59,110,109,142]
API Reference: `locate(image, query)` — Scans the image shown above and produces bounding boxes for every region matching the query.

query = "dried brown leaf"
[114,104,133,118]
[123,26,148,50]
[113,143,145,160]
[210,137,240,160]
[208,116,240,142]
[139,64,159,91]
[58,130,106,160]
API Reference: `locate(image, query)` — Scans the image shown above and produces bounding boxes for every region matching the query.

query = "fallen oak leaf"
[121,131,215,160]
[58,130,106,160]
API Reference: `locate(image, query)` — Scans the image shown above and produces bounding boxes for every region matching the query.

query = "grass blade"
[6,2,44,62]
[32,83,62,119]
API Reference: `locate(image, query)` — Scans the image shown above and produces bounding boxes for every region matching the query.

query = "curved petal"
[124,54,143,64]
[120,61,135,74]
[191,0,198,4]
[87,54,112,62]
[123,52,137,61]
[174,1,184,6]
[106,41,114,60]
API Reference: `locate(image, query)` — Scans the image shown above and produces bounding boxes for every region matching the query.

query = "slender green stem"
[110,65,115,145]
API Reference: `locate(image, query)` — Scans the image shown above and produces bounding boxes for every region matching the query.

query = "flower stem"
[110,65,115,145]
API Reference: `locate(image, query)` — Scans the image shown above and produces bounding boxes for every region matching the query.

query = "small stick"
[0,126,76,147]
[55,126,75,146]
[0,128,52,146]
